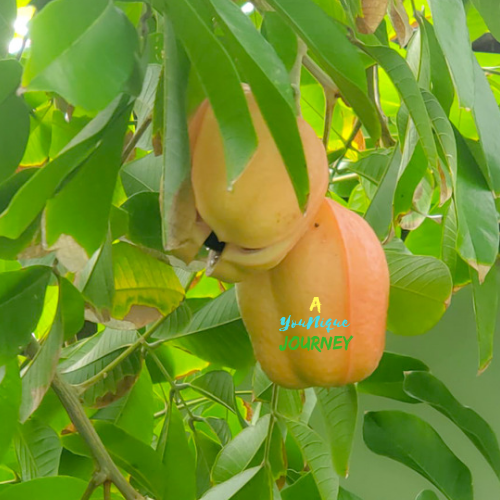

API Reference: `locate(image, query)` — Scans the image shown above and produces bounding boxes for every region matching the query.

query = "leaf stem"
[146,347,201,424]
[74,316,167,393]
[263,384,279,467]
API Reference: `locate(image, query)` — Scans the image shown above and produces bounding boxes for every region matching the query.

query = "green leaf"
[261,12,298,72]
[191,370,238,414]
[200,466,270,500]
[93,367,154,444]
[404,371,500,479]
[427,0,474,109]
[267,0,380,140]
[151,301,192,340]
[60,329,142,407]
[59,277,85,341]
[212,415,269,484]
[24,0,139,111]
[364,147,401,238]
[0,0,16,58]
[287,420,339,500]
[277,388,303,418]
[44,107,131,258]
[15,419,62,480]
[122,192,163,251]
[157,404,197,499]
[195,431,223,497]
[415,491,440,500]
[281,472,321,500]
[339,487,363,500]
[0,60,30,184]
[211,0,309,209]
[358,352,429,403]
[421,89,457,186]
[161,0,257,182]
[454,130,499,279]
[0,477,91,500]
[0,361,21,463]
[420,18,454,115]
[0,97,126,241]
[471,265,498,373]
[77,231,114,312]
[471,60,500,196]
[315,386,357,477]
[110,242,184,324]
[472,0,500,41]
[364,411,473,500]
[160,17,192,248]
[0,266,51,364]
[360,44,438,168]
[385,251,453,336]
[62,421,166,498]
[20,306,63,422]
[121,153,162,196]
[173,288,254,370]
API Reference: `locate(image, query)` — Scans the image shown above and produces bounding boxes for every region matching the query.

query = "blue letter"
[280,316,290,331]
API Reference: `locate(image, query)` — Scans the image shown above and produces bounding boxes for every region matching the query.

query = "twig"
[121,116,152,164]
[74,316,167,393]
[51,373,144,500]
[331,120,362,177]
[303,55,340,99]
[103,480,111,500]
[366,65,395,148]
[146,347,201,424]
[332,172,359,183]
[81,471,107,500]
[262,384,279,467]
[322,92,338,149]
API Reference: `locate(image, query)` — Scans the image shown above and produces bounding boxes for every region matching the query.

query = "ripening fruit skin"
[236,198,390,389]
[191,90,328,251]
[356,0,388,34]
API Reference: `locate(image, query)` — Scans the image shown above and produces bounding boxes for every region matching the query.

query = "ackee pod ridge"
[191,89,329,251]
[236,198,390,389]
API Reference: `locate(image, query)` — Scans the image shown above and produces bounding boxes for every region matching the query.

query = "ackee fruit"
[167,89,329,283]
[236,198,390,389]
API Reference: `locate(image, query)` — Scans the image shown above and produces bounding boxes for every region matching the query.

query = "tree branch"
[51,373,144,500]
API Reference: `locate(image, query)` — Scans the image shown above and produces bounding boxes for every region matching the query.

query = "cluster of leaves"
[1,0,500,499]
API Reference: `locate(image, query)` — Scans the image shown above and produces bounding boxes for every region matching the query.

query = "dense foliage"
[1,0,500,499]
